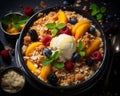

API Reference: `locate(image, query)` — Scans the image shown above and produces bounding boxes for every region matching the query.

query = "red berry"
[41,35,52,46]
[0,50,10,60]
[91,51,101,61]
[59,26,71,35]
[65,60,74,70]
[24,6,33,16]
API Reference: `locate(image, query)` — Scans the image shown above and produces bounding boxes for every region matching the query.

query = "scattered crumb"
[40,0,47,8]
[75,3,81,7]
[34,6,39,10]
[76,0,81,4]
[4,45,12,51]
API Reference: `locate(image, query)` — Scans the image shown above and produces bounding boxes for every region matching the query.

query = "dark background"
[0,0,120,96]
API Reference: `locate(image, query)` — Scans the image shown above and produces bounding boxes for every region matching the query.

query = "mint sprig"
[77,40,85,57]
[90,3,106,20]
[0,14,29,28]
[42,51,64,69]
[46,22,66,36]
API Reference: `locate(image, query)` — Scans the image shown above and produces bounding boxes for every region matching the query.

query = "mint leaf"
[46,22,56,29]
[57,23,66,29]
[46,22,66,36]
[54,62,64,69]
[90,3,98,10]
[0,16,12,25]
[13,23,20,28]
[91,9,100,16]
[0,14,28,28]
[96,13,103,20]
[41,58,53,66]
[77,40,85,57]
[77,40,83,51]
[52,28,58,36]
[100,7,106,13]
[13,15,28,28]
[51,51,59,60]
[90,3,106,20]
[80,51,86,57]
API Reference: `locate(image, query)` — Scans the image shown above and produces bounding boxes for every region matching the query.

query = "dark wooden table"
[0,0,120,96]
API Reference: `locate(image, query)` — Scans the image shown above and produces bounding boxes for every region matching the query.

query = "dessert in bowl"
[0,12,28,39]
[15,6,108,95]
[0,66,26,94]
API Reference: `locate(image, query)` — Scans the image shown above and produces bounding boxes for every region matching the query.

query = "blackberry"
[47,73,58,85]
[29,29,38,41]
[71,52,80,62]
[85,58,94,66]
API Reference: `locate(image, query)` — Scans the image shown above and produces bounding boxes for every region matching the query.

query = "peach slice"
[27,60,39,74]
[85,37,101,56]
[58,9,68,23]
[75,23,90,41]
[39,64,51,80]
[25,42,42,56]
[72,19,90,36]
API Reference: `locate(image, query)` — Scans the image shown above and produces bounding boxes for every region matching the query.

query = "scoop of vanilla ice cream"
[50,34,76,61]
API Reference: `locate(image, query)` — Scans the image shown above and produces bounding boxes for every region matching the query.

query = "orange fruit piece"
[27,60,39,74]
[72,19,90,36]
[25,42,42,56]
[85,37,101,56]
[58,9,68,23]
[39,64,51,80]
[75,23,90,41]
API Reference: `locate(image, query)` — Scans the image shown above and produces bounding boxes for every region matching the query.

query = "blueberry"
[85,58,94,66]
[43,48,52,57]
[47,73,58,85]
[29,29,38,41]
[107,14,113,21]
[69,17,78,24]
[89,26,95,34]
[72,52,80,62]
[63,0,69,5]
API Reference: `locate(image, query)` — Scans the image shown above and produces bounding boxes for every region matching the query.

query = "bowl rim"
[0,66,26,94]
[0,12,23,36]
[16,6,109,91]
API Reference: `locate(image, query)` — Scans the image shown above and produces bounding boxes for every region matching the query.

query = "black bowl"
[15,6,109,96]
[0,12,23,39]
[0,66,26,94]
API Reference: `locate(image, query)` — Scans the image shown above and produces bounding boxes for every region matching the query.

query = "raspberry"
[41,35,52,46]
[59,26,71,35]
[0,50,11,61]
[24,6,33,16]
[65,60,74,70]
[91,51,101,61]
